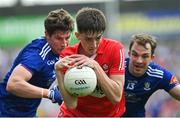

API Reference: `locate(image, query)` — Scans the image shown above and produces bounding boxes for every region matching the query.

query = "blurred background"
[0,0,180,117]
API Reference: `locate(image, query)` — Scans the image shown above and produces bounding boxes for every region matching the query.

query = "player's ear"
[151,54,155,60]
[75,32,80,41]
[128,51,130,57]
[45,30,49,38]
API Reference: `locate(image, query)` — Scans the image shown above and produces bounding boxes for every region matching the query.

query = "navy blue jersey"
[0,37,59,117]
[123,58,179,117]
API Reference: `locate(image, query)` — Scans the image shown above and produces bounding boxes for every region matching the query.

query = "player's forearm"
[94,63,123,104]
[169,84,180,101]
[56,70,77,109]
[98,75,122,104]
[6,78,49,98]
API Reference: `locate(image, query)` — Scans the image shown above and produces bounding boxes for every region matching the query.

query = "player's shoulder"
[149,61,167,71]
[147,61,172,79]
[28,37,47,49]
[23,37,51,60]
[101,37,124,49]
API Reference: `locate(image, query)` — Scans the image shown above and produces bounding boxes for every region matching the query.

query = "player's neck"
[78,45,92,57]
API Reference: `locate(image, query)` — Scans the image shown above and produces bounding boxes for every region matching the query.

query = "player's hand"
[48,85,62,105]
[55,56,75,71]
[69,54,97,69]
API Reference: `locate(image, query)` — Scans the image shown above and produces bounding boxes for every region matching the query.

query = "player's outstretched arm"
[7,64,48,98]
[6,64,63,104]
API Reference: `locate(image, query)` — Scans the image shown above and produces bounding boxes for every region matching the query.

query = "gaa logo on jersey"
[144,82,151,91]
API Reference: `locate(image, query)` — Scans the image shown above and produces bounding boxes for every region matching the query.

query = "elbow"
[111,93,122,104]
[112,97,121,104]
[67,105,77,110]
[65,102,77,110]
[6,77,19,93]
[6,81,16,93]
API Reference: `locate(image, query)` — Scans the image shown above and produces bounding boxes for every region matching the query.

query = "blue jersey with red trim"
[0,37,58,117]
[123,58,179,117]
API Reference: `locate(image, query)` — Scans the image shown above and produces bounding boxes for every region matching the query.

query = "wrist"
[92,61,99,70]
[41,88,49,98]
[54,63,64,72]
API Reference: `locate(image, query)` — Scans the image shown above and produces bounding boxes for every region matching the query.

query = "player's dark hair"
[44,9,74,36]
[129,33,157,55]
[76,7,106,35]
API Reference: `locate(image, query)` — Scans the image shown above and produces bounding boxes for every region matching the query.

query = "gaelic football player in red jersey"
[55,7,126,117]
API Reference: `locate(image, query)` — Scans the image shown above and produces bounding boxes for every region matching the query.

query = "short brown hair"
[44,9,74,36]
[76,7,106,35]
[129,33,157,55]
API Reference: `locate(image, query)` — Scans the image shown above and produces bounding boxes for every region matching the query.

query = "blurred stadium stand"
[0,0,180,117]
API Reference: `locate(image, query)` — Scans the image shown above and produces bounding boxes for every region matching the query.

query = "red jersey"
[59,38,125,117]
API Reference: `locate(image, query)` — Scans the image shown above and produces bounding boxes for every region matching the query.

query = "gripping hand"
[48,85,62,105]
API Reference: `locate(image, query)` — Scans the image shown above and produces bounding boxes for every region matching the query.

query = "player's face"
[46,31,70,54]
[75,32,102,57]
[128,42,154,77]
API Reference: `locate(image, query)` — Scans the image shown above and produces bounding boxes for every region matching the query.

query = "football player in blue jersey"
[123,33,180,117]
[0,9,74,117]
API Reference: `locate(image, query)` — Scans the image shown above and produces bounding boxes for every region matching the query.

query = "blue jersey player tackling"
[0,9,74,117]
[123,33,180,117]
